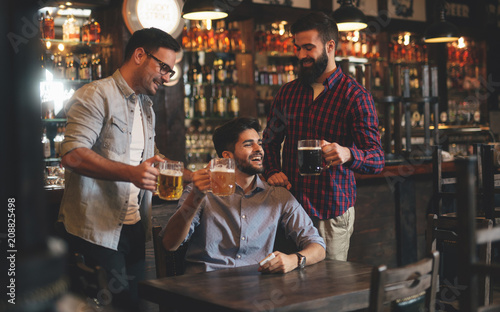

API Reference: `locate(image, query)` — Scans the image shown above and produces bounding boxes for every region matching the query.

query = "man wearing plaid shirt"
[263,12,385,261]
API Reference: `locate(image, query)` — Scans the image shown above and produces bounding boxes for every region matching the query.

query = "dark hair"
[124,27,181,62]
[213,117,261,157]
[291,11,339,46]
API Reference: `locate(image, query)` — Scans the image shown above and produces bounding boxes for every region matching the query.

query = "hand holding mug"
[320,140,353,166]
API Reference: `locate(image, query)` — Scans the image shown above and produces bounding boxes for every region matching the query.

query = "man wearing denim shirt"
[162,117,325,274]
[58,28,184,311]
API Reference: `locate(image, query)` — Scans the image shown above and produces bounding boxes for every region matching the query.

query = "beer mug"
[157,160,184,200]
[209,158,236,196]
[298,140,326,176]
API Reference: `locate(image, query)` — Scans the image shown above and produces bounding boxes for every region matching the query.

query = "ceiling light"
[182,0,228,20]
[424,3,459,43]
[332,0,367,32]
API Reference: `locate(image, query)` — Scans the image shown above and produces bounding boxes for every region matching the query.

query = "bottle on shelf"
[213,86,226,118]
[53,125,65,158]
[42,10,55,39]
[79,54,91,80]
[195,86,207,118]
[91,53,103,80]
[42,127,51,159]
[184,85,193,119]
[63,15,80,42]
[53,53,65,79]
[87,16,101,43]
[65,53,78,81]
[227,87,240,118]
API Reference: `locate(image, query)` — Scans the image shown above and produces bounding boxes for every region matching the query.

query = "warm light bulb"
[46,41,51,49]
[457,37,466,49]
[403,33,410,46]
[336,22,367,32]
[58,43,65,51]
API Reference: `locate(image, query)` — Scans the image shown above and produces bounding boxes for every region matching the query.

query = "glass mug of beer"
[209,158,236,196]
[298,139,325,176]
[157,160,184,200]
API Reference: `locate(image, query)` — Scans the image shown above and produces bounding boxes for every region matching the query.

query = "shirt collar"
[112,69,136,100]
[236,174,266,195]
[323,66,343,90]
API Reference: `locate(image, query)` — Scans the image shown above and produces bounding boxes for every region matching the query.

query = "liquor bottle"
[216,58,226,84]
[374,71,381,88]
[191,21,201,51]
[63,15,80,42]
[230,59,238,84]
[189,53,202,84]
[81,18,89,43]
[65,53,78,80]
[80,54,92,80]
[42,127,51,158]
[182,24,191,50]
[184,85,192,118]
[213,86,226,118]
[218,20,230,52]
[53,53,65,79]
[91,53,102,80]
[227,88,240,118]
[88,16,101,43]
[42,11,55,39]
[229,21,242,52]
[195,86,207,118]
[53,126,64,158]
[208,85,216,117]
[225,60,233,84]
[39,12,45,38]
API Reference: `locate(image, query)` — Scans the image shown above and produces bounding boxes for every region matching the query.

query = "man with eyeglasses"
[58,28,187,311]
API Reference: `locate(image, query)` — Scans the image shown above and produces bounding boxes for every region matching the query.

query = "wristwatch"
[296,252,306,269]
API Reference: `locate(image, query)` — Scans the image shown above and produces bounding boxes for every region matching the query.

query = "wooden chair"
[68,253,109,306]
[426,214,492,307]
[481,143,500,223]
[152,226,188,278]
[455,156,500,312]
[368,250,440,312]
[432,145,459,216]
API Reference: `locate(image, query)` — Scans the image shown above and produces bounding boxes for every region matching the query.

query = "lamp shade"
[182,0,228,20]
[424,5,459,43]
[332,0,367,32]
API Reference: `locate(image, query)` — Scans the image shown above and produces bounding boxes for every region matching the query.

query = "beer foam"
[210,168,235,173]
[160,169,183,176]
[298,146,321,150]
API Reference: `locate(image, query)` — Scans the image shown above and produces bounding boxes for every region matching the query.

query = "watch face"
[122,0,184,38]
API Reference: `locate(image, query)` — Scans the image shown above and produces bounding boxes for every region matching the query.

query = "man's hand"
[267,172,292,190]
[320,140,353,166]
[192,168,211,193]
[258,251,298,274]
[129,155,163,191]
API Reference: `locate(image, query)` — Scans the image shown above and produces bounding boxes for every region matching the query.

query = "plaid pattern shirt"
[263,67,385,219]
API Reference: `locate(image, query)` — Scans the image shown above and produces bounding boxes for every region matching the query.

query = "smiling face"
[294,29,330,85]
[232,129,264,176]
[137,47,176,95]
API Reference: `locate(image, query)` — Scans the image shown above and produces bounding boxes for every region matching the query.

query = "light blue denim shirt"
[177,175,326,274]
[59,70,159,250]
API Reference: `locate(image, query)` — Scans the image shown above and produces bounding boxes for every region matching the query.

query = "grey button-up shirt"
[59,70,159,250]
[179,175,326,274]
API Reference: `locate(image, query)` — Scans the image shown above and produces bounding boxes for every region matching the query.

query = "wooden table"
[139,260,373,312]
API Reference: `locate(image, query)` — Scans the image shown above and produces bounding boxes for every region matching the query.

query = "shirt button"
[241,236,246,241]
[242,215,246,219]
[237,255,241,259]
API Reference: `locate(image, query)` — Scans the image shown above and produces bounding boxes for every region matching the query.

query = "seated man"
[162,117,326,274]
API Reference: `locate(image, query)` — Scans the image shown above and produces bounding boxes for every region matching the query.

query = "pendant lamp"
[332,0,368,32]
[424,2,459,43]
[182,0,228,20]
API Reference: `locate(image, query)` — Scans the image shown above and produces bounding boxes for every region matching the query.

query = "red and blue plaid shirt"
[263,67,385,219]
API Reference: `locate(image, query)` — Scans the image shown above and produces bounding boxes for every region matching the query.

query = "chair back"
[369,250,439,312]
[152,225,188,278]
[69,253,109,306]
[456,157,500,312]
[481,143,500,222]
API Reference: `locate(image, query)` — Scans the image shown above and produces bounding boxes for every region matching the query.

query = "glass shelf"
[41,38,112,48]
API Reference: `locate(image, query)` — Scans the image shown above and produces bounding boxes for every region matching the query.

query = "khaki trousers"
[312,207,355,261]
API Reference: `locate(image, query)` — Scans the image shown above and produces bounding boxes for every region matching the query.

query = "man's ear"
[222,151,233,158]
[326,40,336,53]
[133,47,147,65]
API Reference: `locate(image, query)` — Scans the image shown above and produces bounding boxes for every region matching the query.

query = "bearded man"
[262,12,384,261]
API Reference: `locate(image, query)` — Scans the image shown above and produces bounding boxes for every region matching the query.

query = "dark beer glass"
[298,140,322,176]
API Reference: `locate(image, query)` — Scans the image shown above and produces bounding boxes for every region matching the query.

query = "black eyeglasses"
[144,50,175,78]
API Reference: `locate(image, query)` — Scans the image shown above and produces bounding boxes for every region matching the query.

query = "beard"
[235,156,264,176]
[297,48,329,85]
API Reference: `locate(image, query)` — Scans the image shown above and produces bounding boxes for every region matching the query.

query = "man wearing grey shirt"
[162,117,325,274]
[58,28,187,311]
